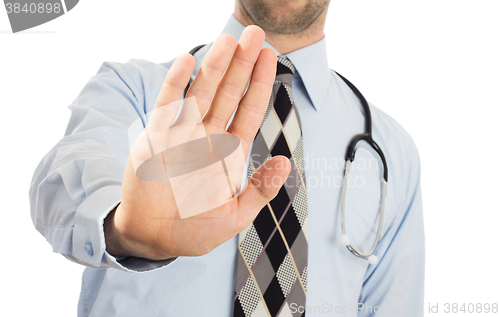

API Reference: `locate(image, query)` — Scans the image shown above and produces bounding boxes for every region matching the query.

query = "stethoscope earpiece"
[339,234,379,265]
[340,234,351,246]
[367,255,378,265]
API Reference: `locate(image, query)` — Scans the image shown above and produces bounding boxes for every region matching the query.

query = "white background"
[1,0,499,315]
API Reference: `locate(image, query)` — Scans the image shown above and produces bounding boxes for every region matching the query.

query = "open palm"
[104,26,291,260]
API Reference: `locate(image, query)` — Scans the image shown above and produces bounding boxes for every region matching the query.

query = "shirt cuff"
[72,185,177,272]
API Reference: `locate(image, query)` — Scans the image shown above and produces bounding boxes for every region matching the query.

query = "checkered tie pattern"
[233,57,308,317]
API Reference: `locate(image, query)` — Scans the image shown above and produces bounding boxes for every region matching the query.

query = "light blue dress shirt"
[29,15,424,317]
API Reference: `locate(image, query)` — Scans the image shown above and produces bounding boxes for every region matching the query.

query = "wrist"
[103,204,177,260]
[103,204,131,258]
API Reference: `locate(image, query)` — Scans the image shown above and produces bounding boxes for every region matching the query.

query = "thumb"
[235,156,291,230]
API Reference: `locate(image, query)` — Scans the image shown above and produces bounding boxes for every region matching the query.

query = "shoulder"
[372,104,417,148]
[368,103,421,206]
[91,58,177,113]
[369,103,420,164]
[329,69,420,173]
[96,58,171,88]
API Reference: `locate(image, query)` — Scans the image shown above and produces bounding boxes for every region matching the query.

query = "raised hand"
[104,26,291,260]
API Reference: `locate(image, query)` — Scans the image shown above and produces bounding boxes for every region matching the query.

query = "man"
[30,0,424,316]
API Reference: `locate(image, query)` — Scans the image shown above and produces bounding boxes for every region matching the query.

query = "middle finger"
[203,25,266,132]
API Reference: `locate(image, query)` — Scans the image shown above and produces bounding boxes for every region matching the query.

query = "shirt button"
[84,242,94,256]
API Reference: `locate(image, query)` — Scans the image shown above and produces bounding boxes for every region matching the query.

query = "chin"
[266,0,306,10]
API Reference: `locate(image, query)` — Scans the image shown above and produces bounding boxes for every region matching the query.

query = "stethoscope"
[185,44,388,265]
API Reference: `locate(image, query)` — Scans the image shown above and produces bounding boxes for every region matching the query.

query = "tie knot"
[276,57,295,87]
[276,56,295,76]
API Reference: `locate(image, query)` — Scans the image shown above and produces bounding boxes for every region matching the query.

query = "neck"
[234,1,328,55]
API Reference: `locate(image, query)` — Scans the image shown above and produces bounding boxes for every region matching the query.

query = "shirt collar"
[221,14,330,111]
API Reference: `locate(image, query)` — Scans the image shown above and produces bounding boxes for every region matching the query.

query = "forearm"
[29,59,176,271]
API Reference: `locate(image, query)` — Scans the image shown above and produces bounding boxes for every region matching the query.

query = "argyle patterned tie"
[234,57,308,317]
